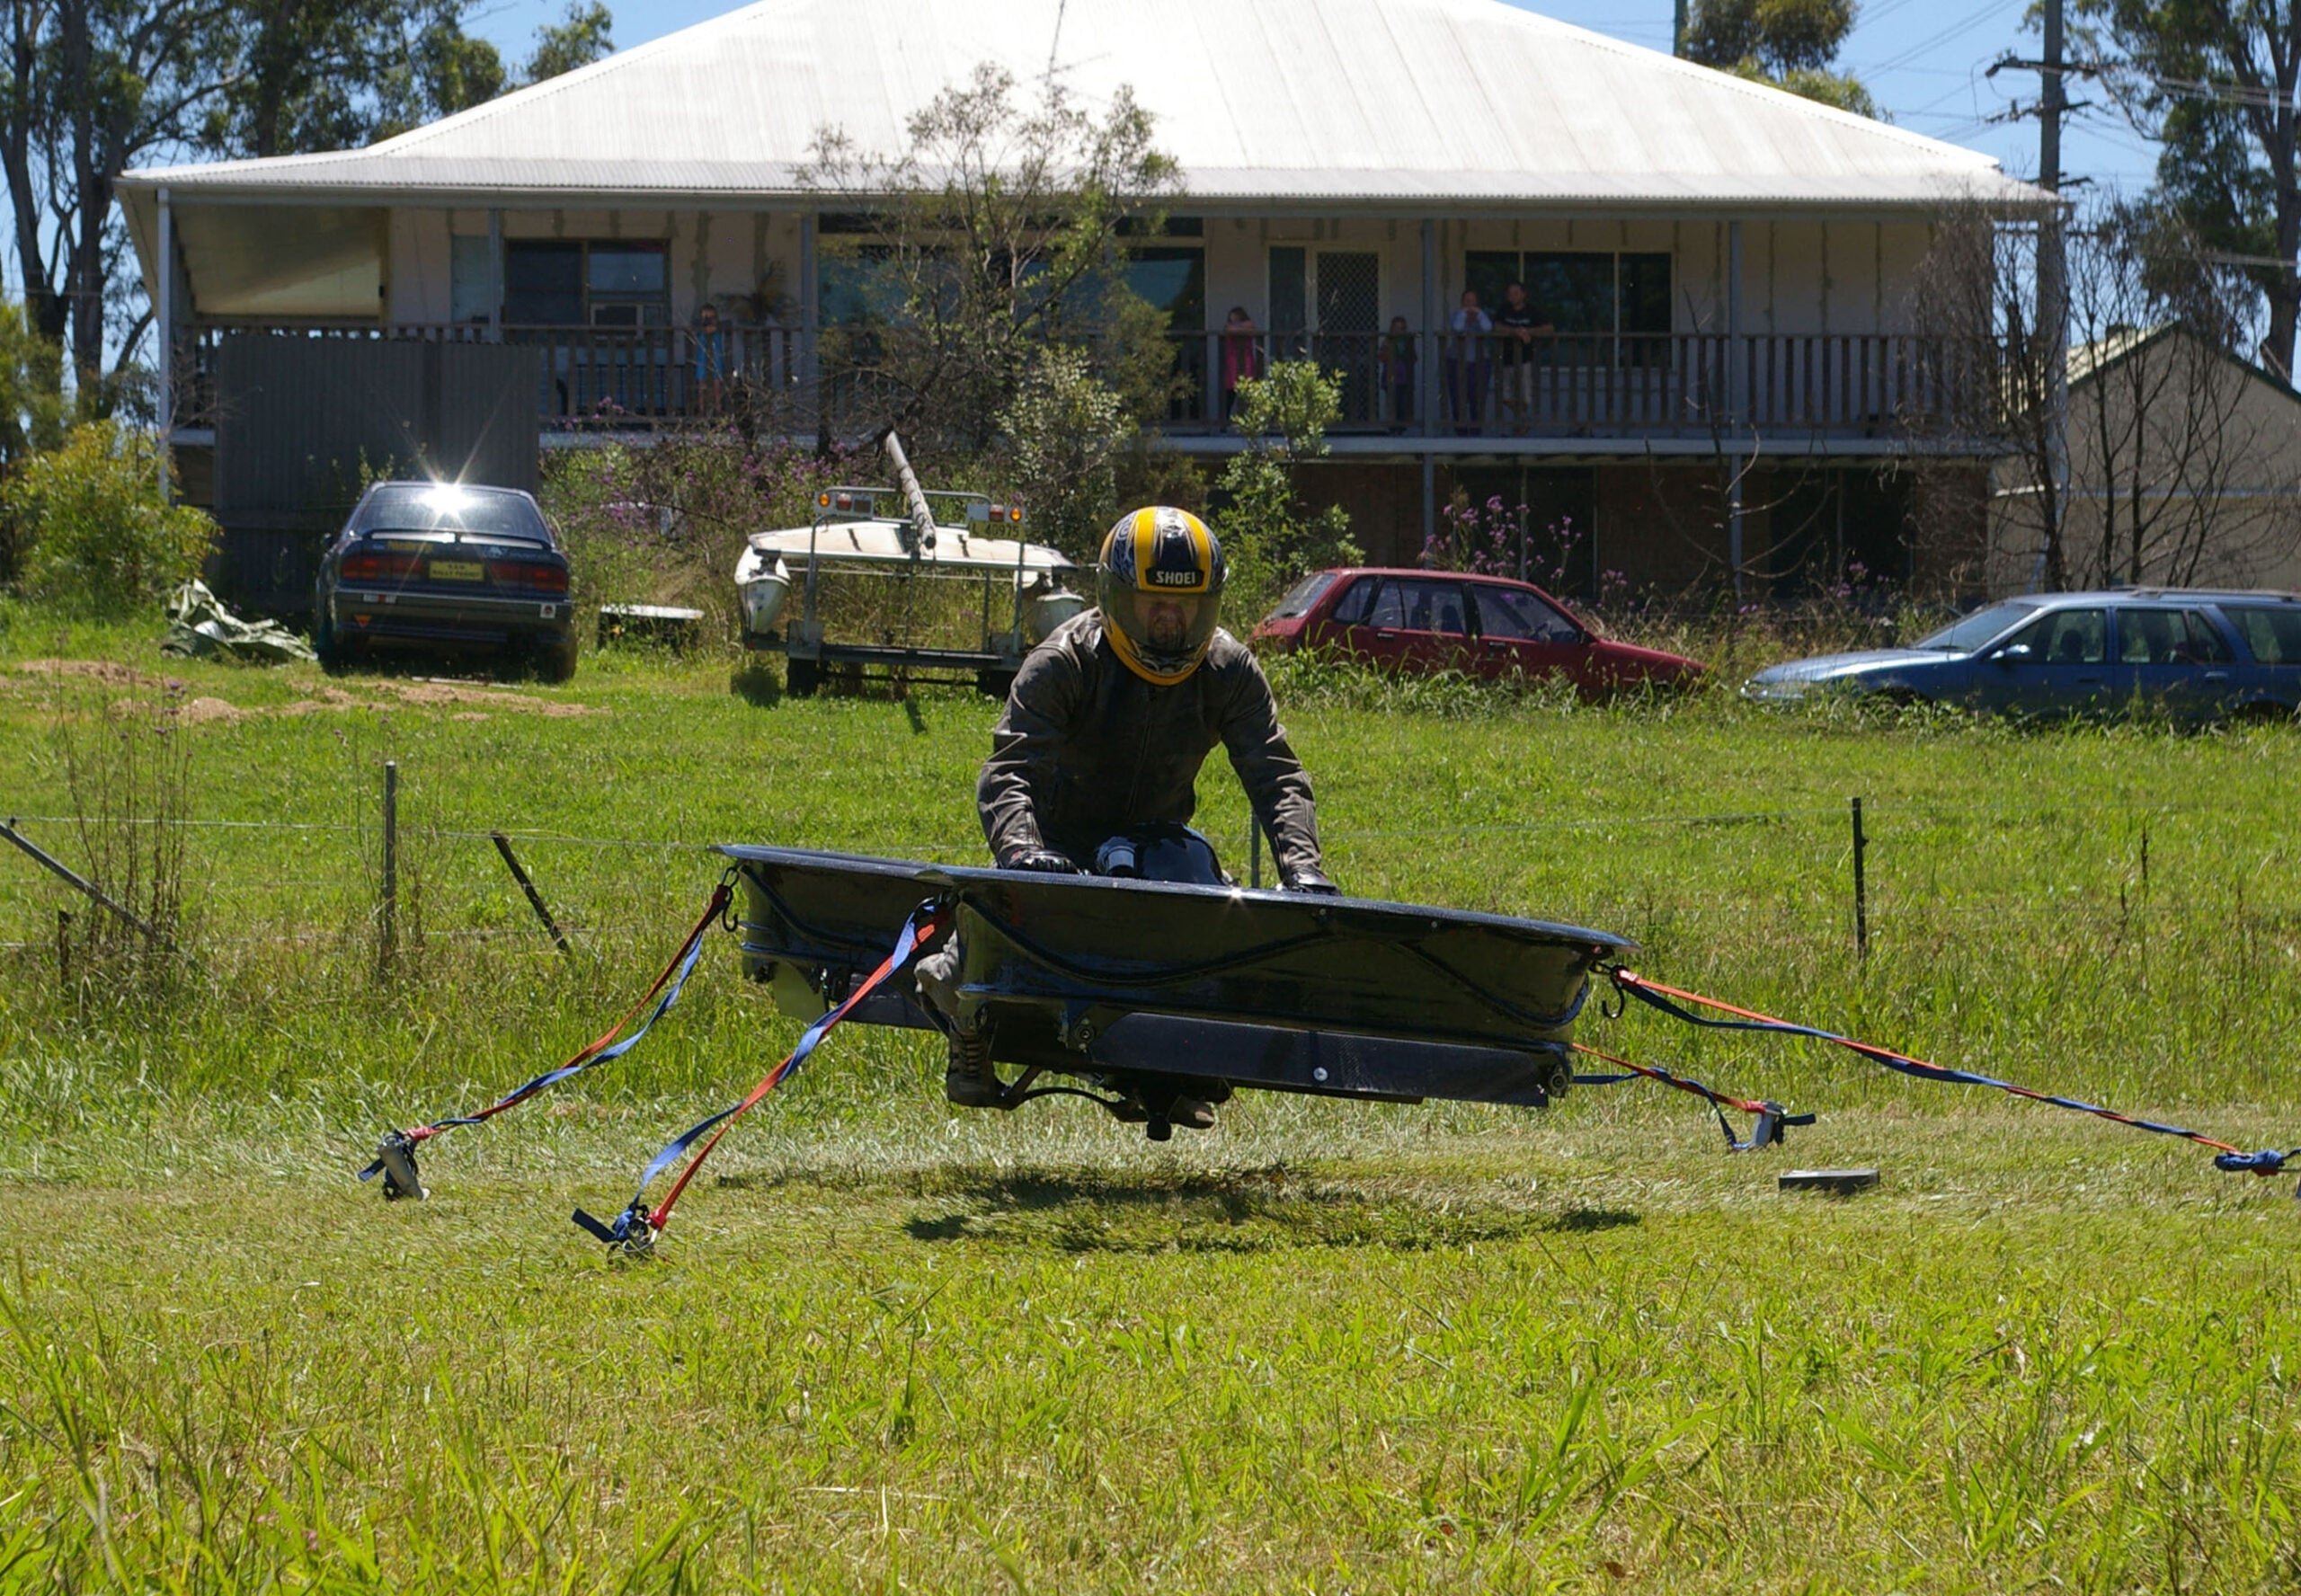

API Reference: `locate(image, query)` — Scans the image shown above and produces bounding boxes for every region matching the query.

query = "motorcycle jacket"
[977,609,1326,885]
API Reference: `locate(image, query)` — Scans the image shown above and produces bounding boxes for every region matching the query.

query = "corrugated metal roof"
[120,0,2041,212]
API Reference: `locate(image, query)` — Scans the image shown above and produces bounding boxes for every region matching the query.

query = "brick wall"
[1228,454,1986,600]
[1594,464,1745,592]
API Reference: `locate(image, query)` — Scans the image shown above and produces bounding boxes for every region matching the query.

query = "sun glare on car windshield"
[419,484,474,519]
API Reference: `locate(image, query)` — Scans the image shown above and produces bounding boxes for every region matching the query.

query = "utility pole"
[1674,0,1689,58]
[1989,0,2074,590]
[2039,0,2069,590]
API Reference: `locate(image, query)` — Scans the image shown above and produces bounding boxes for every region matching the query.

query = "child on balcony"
[1381,315,1416,432]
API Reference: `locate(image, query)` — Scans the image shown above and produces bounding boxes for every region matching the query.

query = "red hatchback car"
[1251,568,1705,696]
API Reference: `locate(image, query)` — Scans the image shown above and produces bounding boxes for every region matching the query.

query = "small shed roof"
[120,0,2041,215]
[2069,324,2301,402]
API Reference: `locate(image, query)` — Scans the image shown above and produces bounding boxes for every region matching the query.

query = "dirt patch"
[10,664,597,723]
[16,660,168,687]
[271,685,366,717]
[361,679,597,716]
[272,685,369,717]
[176,697,248,726]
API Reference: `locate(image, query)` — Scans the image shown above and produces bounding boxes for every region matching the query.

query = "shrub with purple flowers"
[1421,492,1586,595]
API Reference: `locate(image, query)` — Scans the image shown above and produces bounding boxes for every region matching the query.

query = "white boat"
[733,435,1083,696]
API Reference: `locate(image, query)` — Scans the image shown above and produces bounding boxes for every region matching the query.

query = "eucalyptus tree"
[2084,0,2301,377]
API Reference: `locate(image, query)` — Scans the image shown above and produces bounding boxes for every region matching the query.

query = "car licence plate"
[429,560,484,581]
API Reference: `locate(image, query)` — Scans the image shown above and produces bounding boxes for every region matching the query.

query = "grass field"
[1,613,2297,1592]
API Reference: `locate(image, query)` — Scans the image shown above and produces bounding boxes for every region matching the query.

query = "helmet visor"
[1103,583,1219,678]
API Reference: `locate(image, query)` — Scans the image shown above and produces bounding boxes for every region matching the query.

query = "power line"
[1852,0,2021,79]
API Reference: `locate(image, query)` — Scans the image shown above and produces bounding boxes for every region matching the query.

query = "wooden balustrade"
[173,323,2004,442]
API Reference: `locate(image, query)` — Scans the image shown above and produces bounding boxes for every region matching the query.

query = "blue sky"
[470,0,2163,197]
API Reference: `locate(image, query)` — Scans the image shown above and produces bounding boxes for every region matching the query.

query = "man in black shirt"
[1493,279,1554,434]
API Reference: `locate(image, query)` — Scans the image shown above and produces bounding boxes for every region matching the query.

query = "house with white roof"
[117,0,2048,601]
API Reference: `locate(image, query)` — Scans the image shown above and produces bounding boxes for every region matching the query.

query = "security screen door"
[1314,252,1381,421]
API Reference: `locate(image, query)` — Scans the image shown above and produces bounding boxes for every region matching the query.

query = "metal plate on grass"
[1780,1167,1880,1194]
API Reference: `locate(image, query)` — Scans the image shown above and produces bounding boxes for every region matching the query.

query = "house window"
[587,244,668,326]
[819,244,905,326]
[1464,251,1671,350]
[449,235,493,324]
[502,240,668,326]
[1127,246,1204,332]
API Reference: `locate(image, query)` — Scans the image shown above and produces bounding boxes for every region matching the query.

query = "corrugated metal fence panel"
[433,343,544,493]
[210,334,539,614]
[216,335,540,513]
[209,516,329,617]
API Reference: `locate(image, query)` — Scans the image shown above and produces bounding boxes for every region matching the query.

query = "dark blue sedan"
[314,482,576,680]
[1742,590,2301,723]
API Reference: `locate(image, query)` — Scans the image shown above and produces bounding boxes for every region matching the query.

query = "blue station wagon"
[1743,590,2301,724]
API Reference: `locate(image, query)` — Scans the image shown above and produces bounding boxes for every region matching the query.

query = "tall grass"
[35,673,197,1008]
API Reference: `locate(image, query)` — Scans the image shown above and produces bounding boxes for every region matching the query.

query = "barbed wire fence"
[4,780,2288,962]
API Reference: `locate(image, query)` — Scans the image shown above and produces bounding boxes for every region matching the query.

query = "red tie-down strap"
[573,897,952,1252]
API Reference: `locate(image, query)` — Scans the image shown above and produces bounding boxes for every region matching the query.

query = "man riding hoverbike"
[913,506,1337,1130]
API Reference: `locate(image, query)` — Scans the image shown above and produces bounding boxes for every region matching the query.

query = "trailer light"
[818,492,831,507]
[341,551,422,582]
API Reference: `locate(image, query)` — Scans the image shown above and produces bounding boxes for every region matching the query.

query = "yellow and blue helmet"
[1097,506,1225,685]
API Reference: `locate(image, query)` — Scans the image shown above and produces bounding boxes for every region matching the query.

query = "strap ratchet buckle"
[1726,1102,1814,1154]
[572,1201,658,1256]
[360,1129,427,1201]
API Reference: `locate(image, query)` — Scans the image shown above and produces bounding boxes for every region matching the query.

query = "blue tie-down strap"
[2216,1148,2296,1175]
[359,879,732,1199]
[573,897,951,1250]
[2214,1148,2301,1199]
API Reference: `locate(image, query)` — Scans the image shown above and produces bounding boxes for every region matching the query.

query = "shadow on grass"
[1551,1206,1641,1233]
[898,1166,1643,1255]
[731,662,784,707]
[327,643,540,685]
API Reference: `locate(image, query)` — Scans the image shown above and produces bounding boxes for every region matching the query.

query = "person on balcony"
[1444,288,1492,435]
[1494,280,1555,435]
[1220,306,1264,420]
[1381,315,1417,432]
[691,304,728,416]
